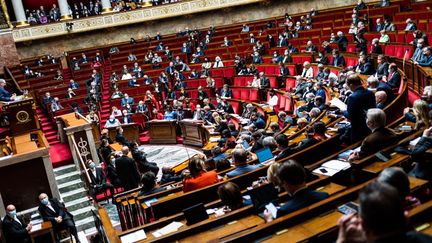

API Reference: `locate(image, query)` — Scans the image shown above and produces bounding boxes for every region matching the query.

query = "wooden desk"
[147,120,177,144]
[14,133,39,154]
[362,153,410,174]
[58,112,89,128]
[29,221,56,243]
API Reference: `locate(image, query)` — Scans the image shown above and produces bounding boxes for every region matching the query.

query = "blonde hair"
[413,99,431,130]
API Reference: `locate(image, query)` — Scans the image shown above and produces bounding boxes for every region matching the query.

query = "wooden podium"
[180,120,209,147]
[147,120,177,144]
[0,97,39,136]
[107,123,140,143]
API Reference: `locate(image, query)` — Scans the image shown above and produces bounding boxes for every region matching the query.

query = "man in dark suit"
[1,204,32,243]
[343,75,376,143]
[86,159,115,199]
[264,160,329,222]
[358,57,375,75]
[38,193,80,243]
[335,31,348,51]
[348,109,397,161]
[332,49,346,67]
[386,63,401,89]
[374,54,389,80]
[0,79,15,102]
[115,146,141,191]
[258,72,270,101]
[220,84,232,98]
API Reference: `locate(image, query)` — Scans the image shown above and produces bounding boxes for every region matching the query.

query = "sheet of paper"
[265,203,278,219]
[152,221,184,238]
[313,167,341,176]
[322,160,351,171]
[409,137,421,147]
[30,223,42,232]
[330,98,347,111]
[120,229,147,243]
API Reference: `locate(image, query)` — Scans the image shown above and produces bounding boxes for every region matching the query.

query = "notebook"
[242,141,250,150]
[256,147,274,164]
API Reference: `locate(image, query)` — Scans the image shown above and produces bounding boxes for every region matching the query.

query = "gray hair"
[263,136,277,147]
[367,108,386,128]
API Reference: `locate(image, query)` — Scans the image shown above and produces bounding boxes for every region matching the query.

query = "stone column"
[42,155,61,200]
[101,0,112,13]
[85,127,100,164]
[11,0,27,26]
[0,30,20,75]
[57,0,72,20]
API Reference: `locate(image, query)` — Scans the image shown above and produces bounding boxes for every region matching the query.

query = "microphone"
[402,48,409,74]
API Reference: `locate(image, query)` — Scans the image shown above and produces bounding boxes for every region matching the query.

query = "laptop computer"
[255,147,274,164]
[248,183,279,211]
[182,203,209,225]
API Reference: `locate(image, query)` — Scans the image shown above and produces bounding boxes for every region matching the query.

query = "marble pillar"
[58,0,72,19]
[42,155,61,200]
[101,0,112,13]
[11,0,27,26]
[0,30,19,75]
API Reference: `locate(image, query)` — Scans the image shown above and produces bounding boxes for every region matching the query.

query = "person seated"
[218,182,251,212]
[138,172,166,196]
[164,106,178,121]
[375,91,389,109]
[414,46,432,67]
[51,97,63,112]
[374,54,390,80]
[263,136,278,150]
[377,167,421,210]
[213,112,228,133]
[386,63,401,89]
[251,51,263,64]
[379,30,390,43]
[104,115,121,128]
[268,89,279,109]
[68,79,79,89]
[336,182,432,243]
[121,93,134,107]
[86,111,99,123]
[226,148,260,178]
[356,56,375,75]
[332,49,346,67]
[370,38,383,54]
[87,160,115,200]
[303,40,318,53]
[220,84,232,99]
[403,99,431,130]
[348,108,397,161]
[121,109,133,124]
[300,61,314,79]
[250,112,265,129]
[183,157,218,192]
[278,111,294,129]
[38,193,80,243]
[161,166,183,184]
[221,129,236,152]
[264,160,329,222]
[2,204,32,243]
[405,18,417,31]
[121,72,133,80]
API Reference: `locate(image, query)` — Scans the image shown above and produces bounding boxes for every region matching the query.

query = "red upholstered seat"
[249,89,259,101]
[269,77,278,88]
[286,77,296,92]
[265,66,277,75]
[385,45,396,57]
[284,96,293,113]
[223,68,235,78]
[287,65,296,75]
[232,89,241,99]
[345,57,357,67]
[241,89,250,100]
[228,101,240,114]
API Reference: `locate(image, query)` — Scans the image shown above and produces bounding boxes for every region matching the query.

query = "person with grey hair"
[226,148,260,178]
[308,107,321,121]
[0,79,16,101]
[348,108,397,161]
[375,90,388,109]
[242,103,255,119]
[371,38,383,54]
[263,136,278,150]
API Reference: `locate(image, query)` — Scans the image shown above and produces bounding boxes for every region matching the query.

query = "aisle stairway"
[53,164,97,240]
[36,68,74,168]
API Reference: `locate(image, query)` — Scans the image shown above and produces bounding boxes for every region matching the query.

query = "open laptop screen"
[256,147,273,163]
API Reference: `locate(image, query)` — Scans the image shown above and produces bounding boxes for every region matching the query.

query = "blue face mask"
[8,210,17,218]
[41,198,49,205]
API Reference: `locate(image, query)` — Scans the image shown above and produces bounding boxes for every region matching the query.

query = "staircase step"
[56,171,81,184]
[64,197,92,211]
[61,188,88,202]
[75,217,96,232]
[49,140,61,145]
[58,179,84,193]
[45,130,57,136]
[53,164,77,176]
[70,206,97,220]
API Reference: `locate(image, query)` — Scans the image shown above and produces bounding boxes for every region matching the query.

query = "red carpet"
[49,143,73,168]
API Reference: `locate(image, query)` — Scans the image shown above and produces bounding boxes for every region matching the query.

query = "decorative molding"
[12,0,262,42]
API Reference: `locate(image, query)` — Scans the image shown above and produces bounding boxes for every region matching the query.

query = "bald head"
[121,146,129,156]
[6,204,16,212]
[375,91,387,104]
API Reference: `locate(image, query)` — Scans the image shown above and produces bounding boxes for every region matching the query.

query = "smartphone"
[338,202,359,215]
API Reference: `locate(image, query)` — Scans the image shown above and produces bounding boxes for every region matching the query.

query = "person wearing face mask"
[332,49,346,67]
[1,204,32,243]
[38,193,80,243]
[414,46,432,67]
[87,159,115,200]
[104,115,121,128]
[411,38,425,62]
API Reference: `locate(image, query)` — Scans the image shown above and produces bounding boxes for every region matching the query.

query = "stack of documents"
[152,221,184,238]
[313,160,351,176]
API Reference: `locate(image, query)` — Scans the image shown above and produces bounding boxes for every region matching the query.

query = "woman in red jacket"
[183,156,219,192]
